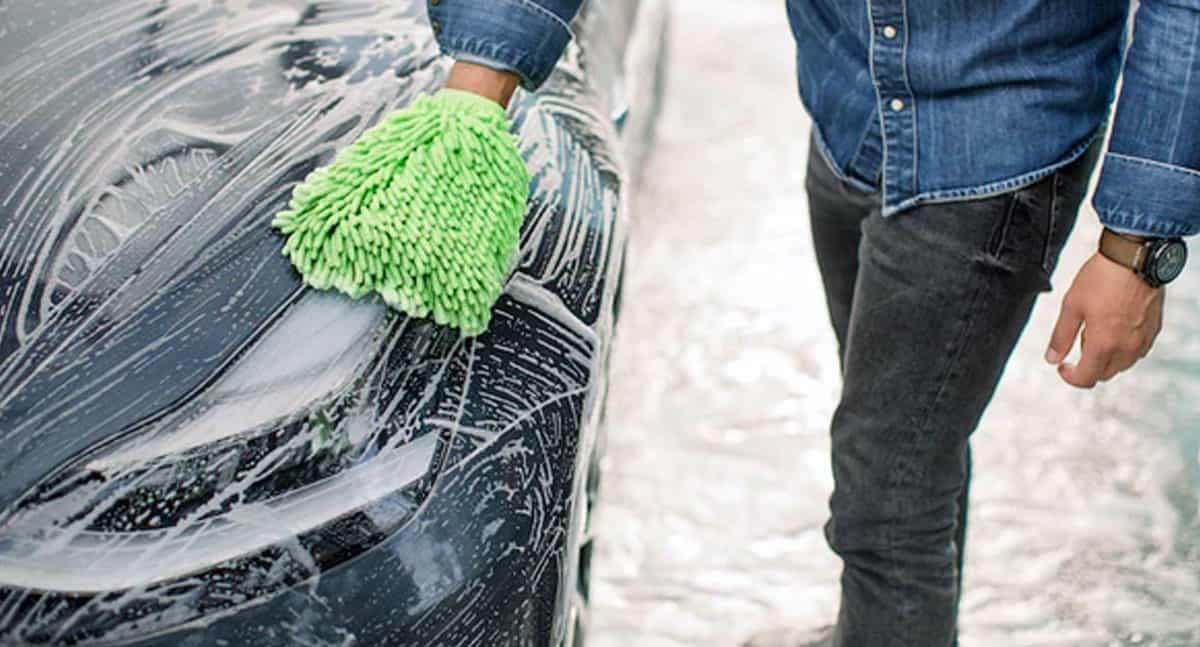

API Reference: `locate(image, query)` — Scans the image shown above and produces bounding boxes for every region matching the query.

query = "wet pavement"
[590,1,1200,646]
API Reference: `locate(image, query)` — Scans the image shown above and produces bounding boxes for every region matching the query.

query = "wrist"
[1103,228,1149,244]
[1098,228,1188,288]
[445,61,520,108]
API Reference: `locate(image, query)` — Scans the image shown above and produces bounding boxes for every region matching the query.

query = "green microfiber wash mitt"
[272,88,530,336]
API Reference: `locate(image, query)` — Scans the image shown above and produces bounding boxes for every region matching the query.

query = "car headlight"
[0,293,453,642]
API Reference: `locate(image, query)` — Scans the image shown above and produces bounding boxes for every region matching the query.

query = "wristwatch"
[1099,228,1188,288]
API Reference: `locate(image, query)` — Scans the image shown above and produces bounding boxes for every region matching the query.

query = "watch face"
[1153,240,1188,284]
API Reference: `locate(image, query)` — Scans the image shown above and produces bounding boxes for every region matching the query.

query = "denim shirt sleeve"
[427,0,585,91]
[1092,0,1200,238]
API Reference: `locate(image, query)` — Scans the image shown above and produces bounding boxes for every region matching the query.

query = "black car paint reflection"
[0,1,665,644]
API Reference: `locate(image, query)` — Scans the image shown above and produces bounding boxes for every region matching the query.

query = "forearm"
[1091,0,1200,238]
[429,0,585,93]
[446,61,520,107]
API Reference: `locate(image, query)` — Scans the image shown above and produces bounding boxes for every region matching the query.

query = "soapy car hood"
[0,0,662,642]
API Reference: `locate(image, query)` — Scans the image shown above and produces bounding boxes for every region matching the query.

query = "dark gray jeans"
[805,138,1101,647]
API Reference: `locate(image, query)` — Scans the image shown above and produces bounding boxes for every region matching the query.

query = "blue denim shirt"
[429,0,1200,238]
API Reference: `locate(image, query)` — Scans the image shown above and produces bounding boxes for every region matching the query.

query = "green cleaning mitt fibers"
[272,88,530,336]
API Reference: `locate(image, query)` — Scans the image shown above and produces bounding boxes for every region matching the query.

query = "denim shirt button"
[430,0,440,5]
[431,19,441,34]
[882,25,897,39]
[890,98,905,112]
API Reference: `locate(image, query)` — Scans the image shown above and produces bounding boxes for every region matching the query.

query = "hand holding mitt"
[274,73,528,336]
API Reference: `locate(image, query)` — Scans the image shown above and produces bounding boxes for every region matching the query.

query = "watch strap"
[1099,228,1150,273]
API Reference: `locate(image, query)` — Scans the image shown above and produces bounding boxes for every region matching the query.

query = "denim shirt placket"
[867,1,918,215]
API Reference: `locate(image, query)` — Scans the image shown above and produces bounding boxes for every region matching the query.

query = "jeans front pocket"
[1042,142,1105,285]
[1042,173,1060,275]
[983,177,1058,290]
[982,143,1103,289]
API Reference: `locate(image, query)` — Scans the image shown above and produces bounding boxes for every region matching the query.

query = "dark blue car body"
[0,1,666,644]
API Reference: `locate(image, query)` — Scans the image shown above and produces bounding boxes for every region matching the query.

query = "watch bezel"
[1144,238,1188,287]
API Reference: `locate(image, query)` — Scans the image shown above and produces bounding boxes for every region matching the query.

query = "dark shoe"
[742,625,834,647]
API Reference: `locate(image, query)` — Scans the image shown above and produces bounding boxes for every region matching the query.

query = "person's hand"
[1046,251,1164,388]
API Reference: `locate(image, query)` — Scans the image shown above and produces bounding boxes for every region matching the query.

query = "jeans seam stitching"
[987,194,1018,260]
[887,265,989,636]
[1043,173,1062,275]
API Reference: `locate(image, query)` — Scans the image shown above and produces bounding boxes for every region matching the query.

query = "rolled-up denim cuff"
[1092,152,1200,237]
[428,0,573,91]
